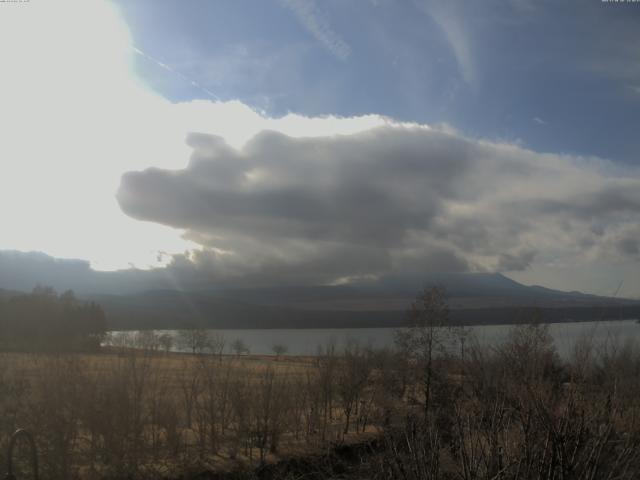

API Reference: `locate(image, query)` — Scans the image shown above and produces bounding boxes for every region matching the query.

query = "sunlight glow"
[0,0,392,271]
[0,0,196,270]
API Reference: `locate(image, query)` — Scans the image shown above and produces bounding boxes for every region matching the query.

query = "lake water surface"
[110,319,640,358]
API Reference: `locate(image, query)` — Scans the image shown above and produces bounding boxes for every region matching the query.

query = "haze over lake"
[110,319,640,358]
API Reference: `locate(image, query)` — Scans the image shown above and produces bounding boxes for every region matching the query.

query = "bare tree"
[231,338,249,357]
[177,328,212,354]
[109,331,136,352]
[336,341,371,435]
[158,333,173,353]
[135,330,160,352]
[395,286,456,418]
[499,320,560,386]
[178,360,201,429]
[315,341,337,442]
[272,343,288,360]
[209,331,226,358]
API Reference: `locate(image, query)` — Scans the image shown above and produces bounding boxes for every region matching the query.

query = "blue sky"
[117,0,640,163]
[2,0,640,298]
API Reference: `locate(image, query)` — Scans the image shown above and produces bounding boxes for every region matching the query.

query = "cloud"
[0,0,202,270]
[117,123,640,287]
[0,0,385,271]
[280,0,352,61]
[415,1,476,87]
[3,0,639,296]
[496,249,537,272]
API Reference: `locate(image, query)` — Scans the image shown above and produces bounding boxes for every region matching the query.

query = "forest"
[0,287,107,352]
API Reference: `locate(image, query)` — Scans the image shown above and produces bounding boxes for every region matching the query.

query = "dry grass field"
[0,346,388,479]
[4,318,640,479]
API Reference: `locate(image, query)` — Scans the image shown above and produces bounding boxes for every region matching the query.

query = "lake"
[109,319,640,358]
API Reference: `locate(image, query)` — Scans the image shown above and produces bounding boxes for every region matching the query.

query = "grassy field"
[0,347,388,479]
[4,320,640,479]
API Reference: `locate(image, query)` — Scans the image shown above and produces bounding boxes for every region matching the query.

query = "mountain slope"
[87,273,640,330]
[2,250,637,329]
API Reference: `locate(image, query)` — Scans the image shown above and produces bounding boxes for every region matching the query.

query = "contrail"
[132,46,220,101]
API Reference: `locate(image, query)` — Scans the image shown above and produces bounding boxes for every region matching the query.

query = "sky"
[1,0,640,297]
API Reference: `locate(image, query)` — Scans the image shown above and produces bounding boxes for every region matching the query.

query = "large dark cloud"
[119,128,472,246]
[116,125,640,286]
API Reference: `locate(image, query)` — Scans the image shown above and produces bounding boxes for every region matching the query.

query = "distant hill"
[2,251,638,330]
[89,290,640,331]
[0,288,22,299]
[191,273,628,311]
[86,273,640,330]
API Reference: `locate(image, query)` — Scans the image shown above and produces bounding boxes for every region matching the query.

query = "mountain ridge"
[2,250,639,330]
